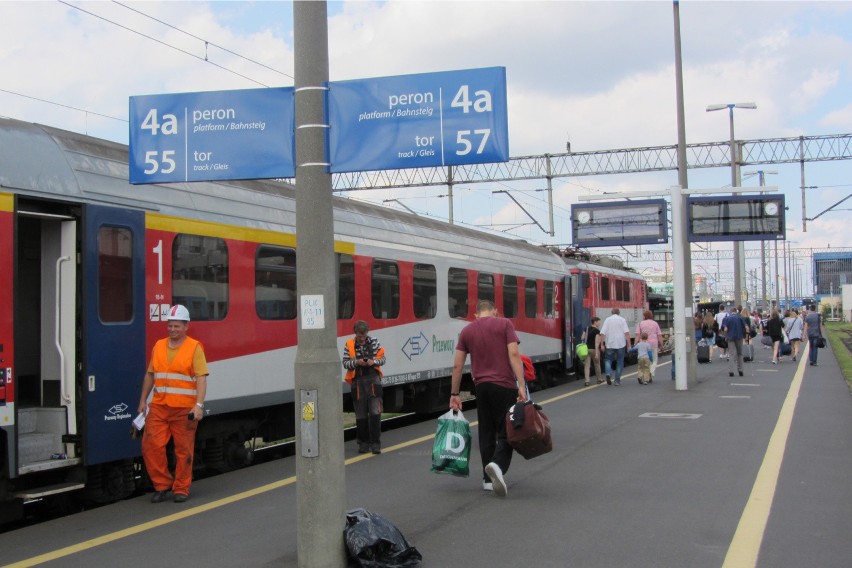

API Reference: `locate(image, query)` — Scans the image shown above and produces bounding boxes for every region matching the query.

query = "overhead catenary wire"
[0,88,127,123]
[111,1,293,80]
[57,0,272,87]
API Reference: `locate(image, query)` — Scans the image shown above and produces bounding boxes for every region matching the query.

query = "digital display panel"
[572,199,668,247]
[687,195,785,242]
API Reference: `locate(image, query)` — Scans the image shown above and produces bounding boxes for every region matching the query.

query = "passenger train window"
[622,281,631,302]
[525,279,537,318]
[502,275,518,318]
[616,279,624,301]
[448,267,468,318]
[172,234,229,321]
[372,260,399,319]
[98,226,133,323]
[338,253,355,320]
[255,245,296,320]
[601,277,611,301]
[477,272,495,304]
[543,281,555,318]
[413,263,436,319]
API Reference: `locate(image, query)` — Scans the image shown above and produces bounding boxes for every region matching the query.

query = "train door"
[562,275,573,370]
[12,199,80,482]
[0,194,14,492]
[82,205,146,466]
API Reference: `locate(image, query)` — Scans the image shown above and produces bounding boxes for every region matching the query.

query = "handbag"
[430,410,471,477]
[782,328,790,344]
[576,342,589,361]
[506,400,552,460]
[817,337,826,349]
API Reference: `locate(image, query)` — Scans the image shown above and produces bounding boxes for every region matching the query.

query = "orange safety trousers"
[142,403,199,495]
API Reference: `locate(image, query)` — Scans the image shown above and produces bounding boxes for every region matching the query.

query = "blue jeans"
[605,347,626,382]
[808,336,819,364]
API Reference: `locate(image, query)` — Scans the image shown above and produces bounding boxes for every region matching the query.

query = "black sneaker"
[371,444,381,455]
[606,375,612,385]
[739,371,744,377]
[151,490,171,503]
[729,372,734,377]
[173,493,189,503]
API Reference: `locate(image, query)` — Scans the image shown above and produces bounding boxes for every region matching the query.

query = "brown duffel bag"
[506,400,553,460]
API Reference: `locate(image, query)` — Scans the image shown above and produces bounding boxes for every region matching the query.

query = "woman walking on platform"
[784,309,804,362]
[636,310,663,378]
[767,308,785,364]
[701,312,717,359]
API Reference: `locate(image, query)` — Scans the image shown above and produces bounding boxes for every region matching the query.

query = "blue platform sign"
[328,67,509,173]
[129,87,294,184]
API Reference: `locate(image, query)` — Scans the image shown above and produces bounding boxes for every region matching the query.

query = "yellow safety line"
[2,376,607,567]
[722,345,808,567]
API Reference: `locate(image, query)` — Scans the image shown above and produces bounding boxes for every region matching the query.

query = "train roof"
[0,118,566,276]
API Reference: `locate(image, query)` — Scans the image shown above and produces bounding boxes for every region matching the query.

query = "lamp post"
[744,169,777,312]
[784,234,797,309]
[707,102,757,308]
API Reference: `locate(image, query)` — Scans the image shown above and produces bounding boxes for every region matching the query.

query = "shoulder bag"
[576,329,589,360]
[506,400,552,460]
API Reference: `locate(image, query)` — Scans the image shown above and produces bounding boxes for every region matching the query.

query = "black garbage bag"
[344,508,422,567]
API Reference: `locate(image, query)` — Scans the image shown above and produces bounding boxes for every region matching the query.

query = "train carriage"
[559,251,649,370]
[1,119,592,518]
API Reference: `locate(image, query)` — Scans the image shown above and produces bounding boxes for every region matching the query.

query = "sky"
[1,0,851,298]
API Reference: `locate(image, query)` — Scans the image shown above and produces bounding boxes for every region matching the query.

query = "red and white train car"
[1,120,598,517]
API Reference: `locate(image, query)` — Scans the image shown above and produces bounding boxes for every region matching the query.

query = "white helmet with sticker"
[166,304,191,322]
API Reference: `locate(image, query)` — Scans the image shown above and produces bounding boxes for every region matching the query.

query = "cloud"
[819,103,852,129]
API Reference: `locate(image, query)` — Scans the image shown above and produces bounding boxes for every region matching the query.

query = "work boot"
[355,418,369,447]
[368,414,382,453]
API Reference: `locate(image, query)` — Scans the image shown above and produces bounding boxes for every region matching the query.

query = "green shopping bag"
[430,409,471,477]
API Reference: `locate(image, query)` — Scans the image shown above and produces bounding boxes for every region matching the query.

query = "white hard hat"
[166,304,190,322]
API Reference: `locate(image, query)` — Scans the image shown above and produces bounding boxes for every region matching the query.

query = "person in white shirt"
[599,308,631,386]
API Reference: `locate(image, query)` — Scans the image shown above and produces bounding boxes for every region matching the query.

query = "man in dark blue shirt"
[721,306,750,377]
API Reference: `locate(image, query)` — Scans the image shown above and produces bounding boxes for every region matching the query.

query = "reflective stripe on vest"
[151,337,201,408]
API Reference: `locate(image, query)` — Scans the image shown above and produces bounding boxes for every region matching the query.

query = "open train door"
[0,193,14,500]
[563,274,574,372]
[81,204,146,480]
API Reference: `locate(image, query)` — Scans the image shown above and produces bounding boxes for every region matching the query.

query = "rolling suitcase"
[742,343,754,362]
[697,343,711,363]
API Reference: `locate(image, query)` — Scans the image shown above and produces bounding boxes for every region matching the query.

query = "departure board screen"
[688,195,785,242]
[572,199,668,247]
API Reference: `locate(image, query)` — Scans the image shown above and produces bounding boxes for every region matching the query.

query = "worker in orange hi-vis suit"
[137,305,208,504]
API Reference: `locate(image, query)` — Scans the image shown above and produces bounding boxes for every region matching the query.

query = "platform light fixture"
[706,101,758,307]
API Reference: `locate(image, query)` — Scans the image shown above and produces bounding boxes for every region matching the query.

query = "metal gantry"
[325,134,852,191]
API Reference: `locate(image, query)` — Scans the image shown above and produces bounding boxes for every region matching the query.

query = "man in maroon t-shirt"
[450,300,527,497]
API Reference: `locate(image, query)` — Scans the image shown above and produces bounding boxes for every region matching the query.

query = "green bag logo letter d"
[445,432,466,453]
